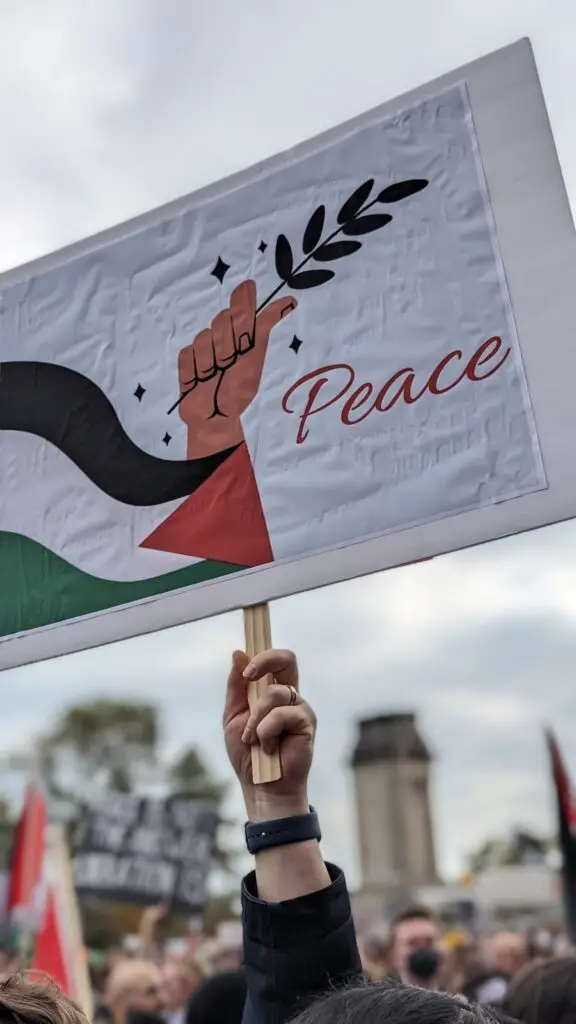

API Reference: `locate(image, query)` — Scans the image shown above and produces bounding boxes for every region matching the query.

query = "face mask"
[407,947,440,981]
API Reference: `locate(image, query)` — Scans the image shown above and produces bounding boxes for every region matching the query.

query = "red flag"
[7,783,46,923]
[30,886,73,996]
[546,728,576,943]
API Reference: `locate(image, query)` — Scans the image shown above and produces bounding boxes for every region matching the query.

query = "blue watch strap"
[245,806,321,854]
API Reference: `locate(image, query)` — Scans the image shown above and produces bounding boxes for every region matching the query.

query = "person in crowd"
[159,959,204,1024]
[184,971,247,1024]
[290,984,515,1024]
[461,970,510,1008]
[359,927,393,981]
[457,931,529,1009]
[388,905,444,989]
[209,930,243,975]
[0,974,89,1024]
[0,943,18,982]
[106,958,164,1024]
[502,955,576,1023]
[526,927,555,960]
[223,646,516,1024]
[441,931,482,995]
[484,932,527,980]
[90,962,112,1024]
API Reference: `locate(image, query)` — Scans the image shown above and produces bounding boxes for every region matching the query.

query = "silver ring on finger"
[286,684,299,706]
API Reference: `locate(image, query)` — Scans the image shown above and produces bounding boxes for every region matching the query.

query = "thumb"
[223,650,250,727]
[255,295,297,342]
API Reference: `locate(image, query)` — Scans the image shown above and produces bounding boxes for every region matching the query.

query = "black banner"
[73,793,218,914]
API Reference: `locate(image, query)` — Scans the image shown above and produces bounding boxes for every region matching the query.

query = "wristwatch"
[245,807,321,855]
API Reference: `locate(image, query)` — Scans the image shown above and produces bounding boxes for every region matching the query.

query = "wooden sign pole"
[48,824,93,1020]
[243,603,282,784]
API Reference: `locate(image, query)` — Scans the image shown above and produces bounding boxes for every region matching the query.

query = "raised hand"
[223,649,315,819]
[223,648,329,902]
[177,280,296,459]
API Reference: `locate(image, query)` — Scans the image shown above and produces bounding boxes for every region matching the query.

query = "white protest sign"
[1,38,576,668]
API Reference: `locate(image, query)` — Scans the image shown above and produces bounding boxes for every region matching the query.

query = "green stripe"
[0,531,244,639]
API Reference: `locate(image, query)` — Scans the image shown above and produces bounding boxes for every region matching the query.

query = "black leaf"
[342,213,393,236]
[337,179,374,224]
[313,241,362,261]
[275,234,294,281]
[377,179,429,203]
[287,269,335,289]
[302,206,326,254]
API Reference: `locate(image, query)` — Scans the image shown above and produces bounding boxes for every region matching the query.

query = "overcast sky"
[1,0,576,886]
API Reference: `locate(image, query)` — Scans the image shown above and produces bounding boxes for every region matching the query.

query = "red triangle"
[31,887,73,996]
[141,444,273,567]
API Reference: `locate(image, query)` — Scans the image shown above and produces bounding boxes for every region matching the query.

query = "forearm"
[228,647,362,1024]
[244,790,331,901]
[242,854,362,1024]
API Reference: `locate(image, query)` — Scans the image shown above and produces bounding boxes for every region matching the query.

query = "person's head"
[159,960,203,1012]
[292,981,514,1024]
[502,955,576,1024]
[0,974,88,1024]
[184,970,246,1024]
[360,929,391,981]
[213,950,241,973]
[390,906,443,987]
[106,959,162,1024]
[485,932,528,978]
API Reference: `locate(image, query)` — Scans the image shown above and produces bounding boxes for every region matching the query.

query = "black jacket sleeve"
[241,862,362,1024]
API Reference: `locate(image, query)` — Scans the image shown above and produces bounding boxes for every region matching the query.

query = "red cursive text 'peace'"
[281,336,510,444]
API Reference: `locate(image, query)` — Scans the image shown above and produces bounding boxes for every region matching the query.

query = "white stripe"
[0,432,201,581]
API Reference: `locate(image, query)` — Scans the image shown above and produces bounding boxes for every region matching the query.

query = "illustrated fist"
[178,280,295,459]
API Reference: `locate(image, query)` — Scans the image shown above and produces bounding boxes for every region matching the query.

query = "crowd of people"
[0,647,574,1024]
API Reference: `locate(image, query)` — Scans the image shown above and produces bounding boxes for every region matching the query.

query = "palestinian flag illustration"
[0,287,273,639]
[0,174,429,643]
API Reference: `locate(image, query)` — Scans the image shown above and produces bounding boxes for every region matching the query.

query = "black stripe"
[0,361,237,506]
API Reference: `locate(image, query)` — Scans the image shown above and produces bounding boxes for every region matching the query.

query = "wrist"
[186,421,244,461]
[243,788,309,823]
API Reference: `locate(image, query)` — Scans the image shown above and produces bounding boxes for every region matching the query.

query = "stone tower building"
[351,713,439,896]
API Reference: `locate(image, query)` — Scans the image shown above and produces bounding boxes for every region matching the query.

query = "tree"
[39,699,160,812]
[36,697,232,947]
[468,829,555,874]
[169,747,224,800]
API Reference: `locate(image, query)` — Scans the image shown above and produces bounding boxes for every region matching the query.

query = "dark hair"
[502,955,576,1024]
[292,982,516,1024]
[390,906,438,942]
[184,970,246,1024]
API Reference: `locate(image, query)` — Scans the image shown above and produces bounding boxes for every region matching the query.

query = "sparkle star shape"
[258,241,267,254]
[289,335,303,354]
[134,383,146,401]
[162,433,172,446]
[211,257,230,283]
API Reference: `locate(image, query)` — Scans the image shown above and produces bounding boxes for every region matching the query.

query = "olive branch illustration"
[167,177,429,416]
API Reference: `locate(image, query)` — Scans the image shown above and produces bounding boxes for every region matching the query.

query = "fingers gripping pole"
[243,603,282,784]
